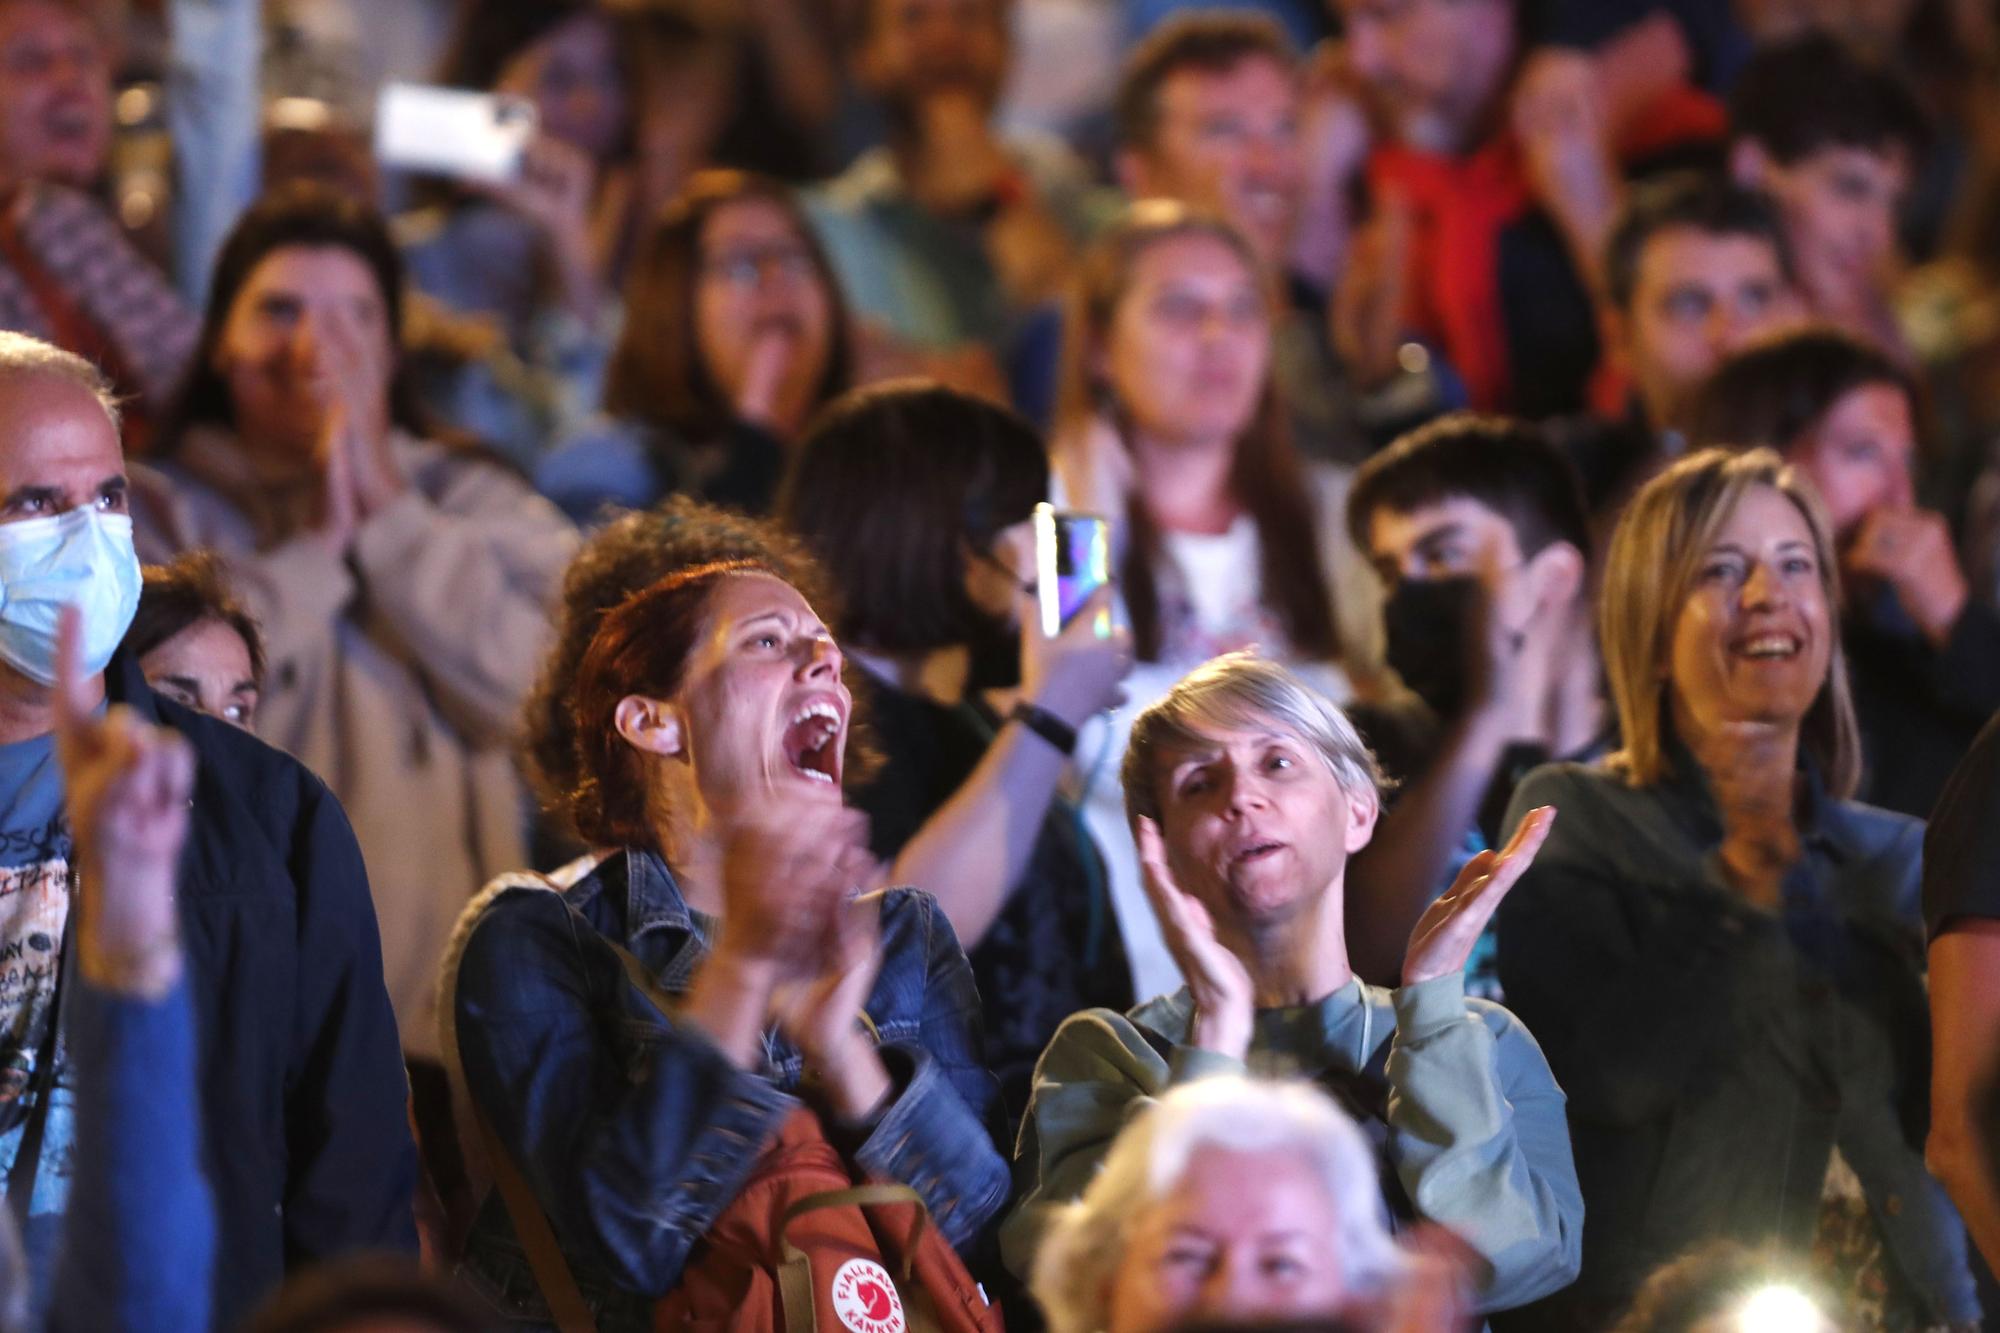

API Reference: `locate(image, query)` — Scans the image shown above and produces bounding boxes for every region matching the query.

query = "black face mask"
[1382,575,1481,721]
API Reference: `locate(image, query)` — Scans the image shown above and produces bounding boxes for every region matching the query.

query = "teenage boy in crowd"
[1556,171,1801,526]
[1728,32,1928,360]
[1342,414,1601,992]
[0,332,414,1326]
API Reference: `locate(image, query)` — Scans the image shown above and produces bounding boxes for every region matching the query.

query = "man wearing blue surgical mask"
[0,332,416,1327]
[1340,414,1605,998]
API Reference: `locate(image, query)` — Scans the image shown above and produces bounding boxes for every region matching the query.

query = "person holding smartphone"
[1048,201,1381,1002]
[777,381,1134,1123]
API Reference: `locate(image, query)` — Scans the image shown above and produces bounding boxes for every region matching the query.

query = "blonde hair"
[1029,1076,1406,1333]
[1121,651,1387,829]
[1599,447,1860,796]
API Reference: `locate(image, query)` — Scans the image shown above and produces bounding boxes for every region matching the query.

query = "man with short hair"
[1728,32,1927,356]
[1559,171,1801,522]
[806,0,1109,412]
[1343,414,1601,990]
[0,331,415,1326]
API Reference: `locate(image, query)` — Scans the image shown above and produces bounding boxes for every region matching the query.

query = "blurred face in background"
[1105,1144,1354,1333]
[496,11,628,162]
[1616,226,1798,433]
[1102,231,1272,450]
[1121,53,1303,270]
[0,0,111,189]
[694,198,834,429]
[1333,0,1515,150]
[1784,379,1916,538]
[211,245,394,466]
[860,0,1011,115]
[1744,143,1910,322]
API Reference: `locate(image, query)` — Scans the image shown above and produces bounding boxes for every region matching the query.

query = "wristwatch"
[1008,700,1078,756]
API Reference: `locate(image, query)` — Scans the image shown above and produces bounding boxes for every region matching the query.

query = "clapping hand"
[1402,806,1554,987]
[1137,817,1253,1060]
[53,608,193,999]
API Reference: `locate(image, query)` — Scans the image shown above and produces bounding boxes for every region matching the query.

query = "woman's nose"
[1740,558,1786,608]
[798,635,841,680]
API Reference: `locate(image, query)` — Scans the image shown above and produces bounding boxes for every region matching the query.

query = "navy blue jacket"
[452,848,1011,1331]
[106,652,419,1326]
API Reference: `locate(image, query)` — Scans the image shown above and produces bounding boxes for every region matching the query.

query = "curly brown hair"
[523,498,868,847]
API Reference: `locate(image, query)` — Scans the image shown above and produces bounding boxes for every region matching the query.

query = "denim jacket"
[1494,757,1977,1328]
[449,849,1012,1330]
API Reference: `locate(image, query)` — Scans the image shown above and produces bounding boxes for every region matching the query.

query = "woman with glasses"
[537,170,853,523]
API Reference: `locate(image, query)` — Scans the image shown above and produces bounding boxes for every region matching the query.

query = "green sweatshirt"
[1002,972,1584,1315]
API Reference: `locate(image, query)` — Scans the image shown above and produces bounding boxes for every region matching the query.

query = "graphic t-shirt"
[0,729,72,1318]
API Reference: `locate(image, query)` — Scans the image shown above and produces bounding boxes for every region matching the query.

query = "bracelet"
[1009,700,1078,756]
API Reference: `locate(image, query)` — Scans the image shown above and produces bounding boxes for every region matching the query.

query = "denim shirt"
[451,849,1012,1330]
[1494,757,1978,1326]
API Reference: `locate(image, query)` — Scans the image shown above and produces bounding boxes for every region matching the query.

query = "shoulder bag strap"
[472,1110,598,1333]
[7,918,72,1220]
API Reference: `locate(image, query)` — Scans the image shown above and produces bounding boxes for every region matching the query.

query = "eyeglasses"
[700,245,818,290]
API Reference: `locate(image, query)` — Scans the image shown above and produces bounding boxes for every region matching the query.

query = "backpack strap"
[448,872,601,1333]
[779,1182,930,1281]
[473,1112,599,1333]
[775,1181,933,1333]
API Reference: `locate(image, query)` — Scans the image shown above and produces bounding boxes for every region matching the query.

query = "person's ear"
[614,695,686,759]
[1730,138,1771,190]
[1527,539,1586,610]
[1342,780,1381,854]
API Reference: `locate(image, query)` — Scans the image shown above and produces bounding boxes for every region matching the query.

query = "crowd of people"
[1,0,1999,1330]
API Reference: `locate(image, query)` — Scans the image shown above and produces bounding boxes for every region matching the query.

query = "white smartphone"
[374,84,537,185]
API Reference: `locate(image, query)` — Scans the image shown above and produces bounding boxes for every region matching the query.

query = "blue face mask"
[0,508,142,686]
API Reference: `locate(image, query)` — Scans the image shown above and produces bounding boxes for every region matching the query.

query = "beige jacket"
[132,429,580,1061]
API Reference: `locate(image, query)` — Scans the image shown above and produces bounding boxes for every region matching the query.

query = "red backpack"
[469,926,1004,1333]
[650,1107,1003,1333]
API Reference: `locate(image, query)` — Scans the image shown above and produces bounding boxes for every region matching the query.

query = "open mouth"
[1230,840,1286,866]
[1732,633,1802,661]
[780,699,843,786]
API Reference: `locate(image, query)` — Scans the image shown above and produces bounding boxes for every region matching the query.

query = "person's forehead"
[1129,231,1256,287]
[0,371,121,481]
[1159,52,1297,109]
[1370,493,1514,551]
[0,0,98,45]
[705,571,816,624]
[1797,141,1910,183]
[1638,227,1781,291]
[144,617,255,676]
[1159,717,1301,762]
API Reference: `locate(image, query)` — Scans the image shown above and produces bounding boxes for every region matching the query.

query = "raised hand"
[771,880,893,1121]
[1402,805,1554,987]
[1018,583,1133,730]
[682,803,880,1069]
[1137,816,1253,1060]
[53,608,193,999]
[734,327,800,431]
[1843,506,1970,648]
